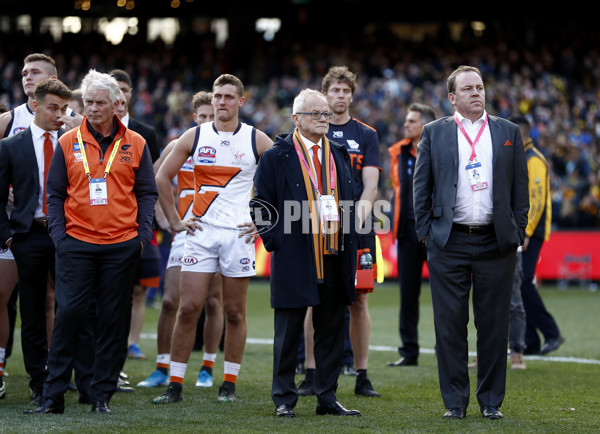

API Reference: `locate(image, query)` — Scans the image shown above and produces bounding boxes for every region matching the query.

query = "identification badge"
[319,194,339,222]
[89,178,108,205]
[465,160,488,191]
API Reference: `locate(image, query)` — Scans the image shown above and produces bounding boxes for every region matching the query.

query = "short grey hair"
[81,69,121,104]
[293,89,327,114]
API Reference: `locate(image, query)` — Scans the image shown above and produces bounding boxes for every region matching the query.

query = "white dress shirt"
[453,111,494,225]
[30,121,58,218]
[299,132,322,190]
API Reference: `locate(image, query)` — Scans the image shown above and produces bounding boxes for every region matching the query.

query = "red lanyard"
[454,112,488,162]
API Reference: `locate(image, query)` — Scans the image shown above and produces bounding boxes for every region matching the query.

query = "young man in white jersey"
[153,74,272,404]
[138,91,225,389]
[0,54,82,403]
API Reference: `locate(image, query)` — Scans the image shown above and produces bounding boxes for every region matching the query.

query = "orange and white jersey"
[190,121,259,230]
[176,156,195,220]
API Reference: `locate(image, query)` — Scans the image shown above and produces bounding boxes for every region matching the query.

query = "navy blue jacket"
[252,132,358,309]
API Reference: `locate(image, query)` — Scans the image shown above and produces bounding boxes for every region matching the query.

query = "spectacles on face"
[296,111,333,120]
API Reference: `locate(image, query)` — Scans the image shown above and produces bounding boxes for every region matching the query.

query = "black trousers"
[272,255,345,408]
[396,224,427,360]
[10,222,55,394]
[521,235,560,351]
[43,236,140,405]
[427,229,515,410]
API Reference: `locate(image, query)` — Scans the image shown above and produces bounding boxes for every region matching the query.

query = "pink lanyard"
[292,135,335,194]
[454,112,488,162]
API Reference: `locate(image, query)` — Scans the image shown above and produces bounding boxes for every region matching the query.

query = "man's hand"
[60,113,84,131]
[238,221,258,244]
[172,217,203,235]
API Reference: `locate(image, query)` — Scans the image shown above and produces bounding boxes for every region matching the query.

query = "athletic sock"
[201,352,217,374]
[156,353,170,375]
[223,361,240,384]
[357,369,368,382]
[305,368,315,382]
[169,361,187,384]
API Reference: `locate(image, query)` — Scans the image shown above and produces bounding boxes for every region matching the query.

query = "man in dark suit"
[0,78,73,401]
[413,65,529,420]
[386,103,436,368]
[252,89,360,418]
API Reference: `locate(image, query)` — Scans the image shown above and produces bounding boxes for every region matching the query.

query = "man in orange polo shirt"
[25,69,157,415]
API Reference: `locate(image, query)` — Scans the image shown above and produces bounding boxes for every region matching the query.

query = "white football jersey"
[190,122,259,230]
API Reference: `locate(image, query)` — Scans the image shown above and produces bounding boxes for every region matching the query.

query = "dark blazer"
[0,127,49,246]
[128,117,160,163]
[252,133,358,309]
[413,115,529,254]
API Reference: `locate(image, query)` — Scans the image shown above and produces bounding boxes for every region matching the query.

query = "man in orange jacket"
[26,69,157,415]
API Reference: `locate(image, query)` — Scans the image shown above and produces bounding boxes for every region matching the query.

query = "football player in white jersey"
[153,74,272,405]
[138,91,226,389]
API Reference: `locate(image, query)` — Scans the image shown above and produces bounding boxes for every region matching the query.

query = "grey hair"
[293,89,327,114]
[80,69,121,104]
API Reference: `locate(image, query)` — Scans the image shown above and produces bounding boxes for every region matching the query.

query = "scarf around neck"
[292,128,340,282]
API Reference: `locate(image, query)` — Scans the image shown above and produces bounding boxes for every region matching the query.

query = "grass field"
[1,280,599,432]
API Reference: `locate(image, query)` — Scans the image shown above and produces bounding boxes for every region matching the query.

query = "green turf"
[1,281,599,432]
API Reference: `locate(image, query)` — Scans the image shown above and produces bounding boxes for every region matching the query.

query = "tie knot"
[44,132,51,139]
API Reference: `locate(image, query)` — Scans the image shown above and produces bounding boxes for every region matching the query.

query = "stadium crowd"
[1,20,599,228]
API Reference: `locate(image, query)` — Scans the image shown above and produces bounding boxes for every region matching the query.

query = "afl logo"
[197,146,217,164]
[240,258,251,265]
[183,256,199,265]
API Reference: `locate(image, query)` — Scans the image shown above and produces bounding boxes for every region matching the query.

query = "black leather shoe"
[297,378,315,396]
[481,406,503,419]
[443,407,466,419]
[24,399,64,414]
[316,401,361,416]
[29,391,44,407]
[275,404,295,417]
[386,357,417,367]
[92,401,113,414]
[540,335,565,355]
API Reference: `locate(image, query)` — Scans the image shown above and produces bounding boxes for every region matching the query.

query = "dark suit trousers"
[427,229,515,410]
[396,223,427,360]
[272,255,345,408]
[44,236,139,405]
[10,222,55,394]
[521,236,560,352]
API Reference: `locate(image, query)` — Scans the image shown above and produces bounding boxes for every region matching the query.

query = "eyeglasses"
[295,111,333,120]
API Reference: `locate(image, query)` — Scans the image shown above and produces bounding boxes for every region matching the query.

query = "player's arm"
[152,139,177,231]
[255,129,274,156]
[0,111,13,138]
[155,128,200,234]
[356,166,379,227]
[238,129,274,242]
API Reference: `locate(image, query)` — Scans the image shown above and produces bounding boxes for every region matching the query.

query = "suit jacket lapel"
[22,128,41,187]
[446,117,459,171]
[488,115,501,167]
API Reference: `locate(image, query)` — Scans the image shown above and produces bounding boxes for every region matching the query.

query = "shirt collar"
[455,110,487,126]
[87,118,118,144]
[299,132,322,149]
[30,121,57,141]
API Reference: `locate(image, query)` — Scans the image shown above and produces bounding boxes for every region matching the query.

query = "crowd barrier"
[254,230,600,284]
